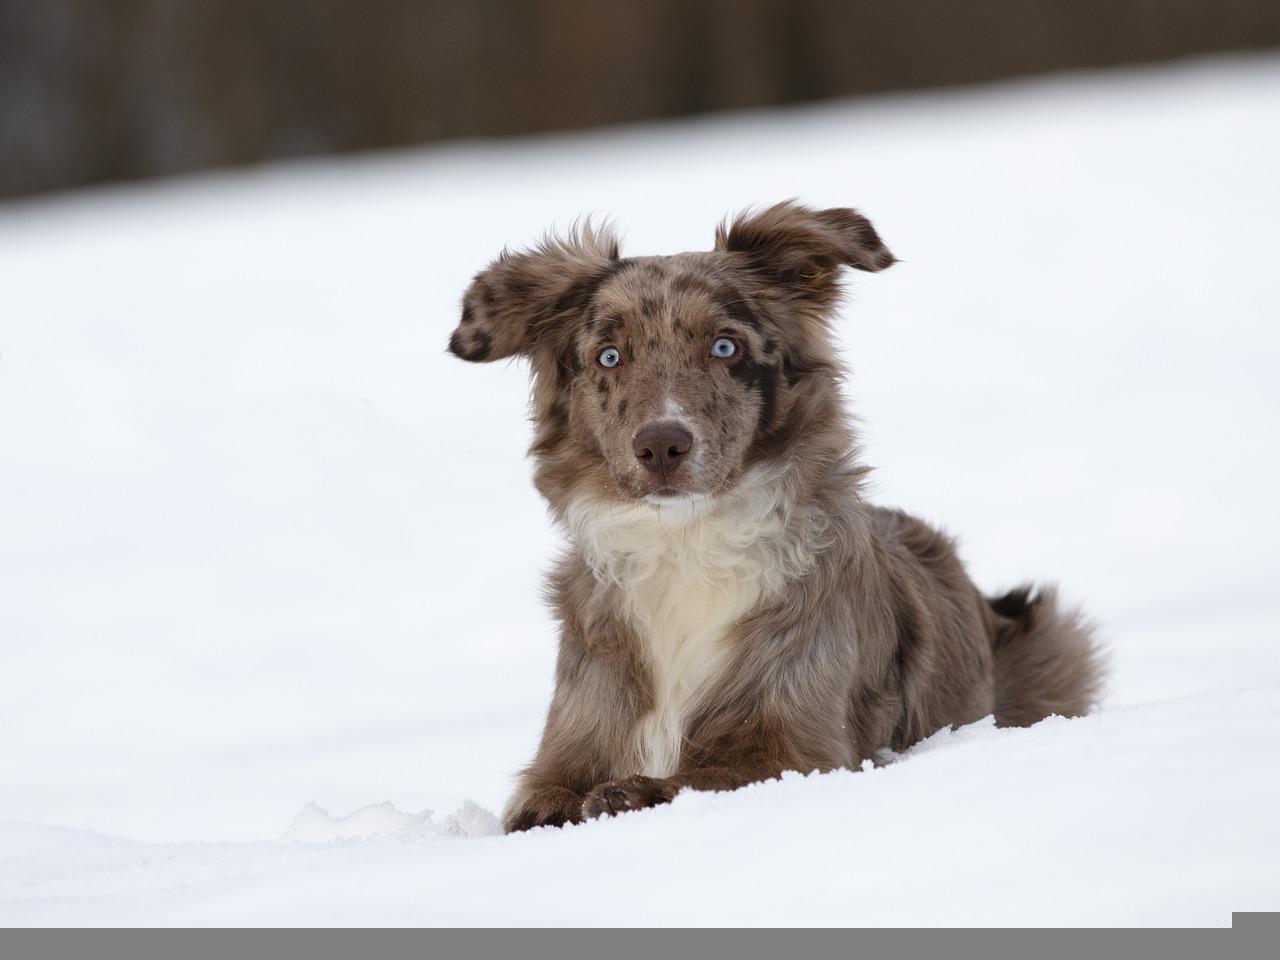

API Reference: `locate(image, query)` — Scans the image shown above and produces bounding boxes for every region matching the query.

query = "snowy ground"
[1,53,1278,926]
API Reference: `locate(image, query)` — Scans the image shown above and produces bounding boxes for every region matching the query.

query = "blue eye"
[598,347,621,368]
[711,337,737,359]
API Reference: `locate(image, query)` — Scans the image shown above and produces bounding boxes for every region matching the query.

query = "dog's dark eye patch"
[727,351,780,436]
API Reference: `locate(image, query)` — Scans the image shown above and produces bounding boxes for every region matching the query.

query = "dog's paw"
[582,775,678,820]
[503,785,584,833]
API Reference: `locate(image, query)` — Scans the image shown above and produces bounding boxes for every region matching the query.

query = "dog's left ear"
[714,201,895,310]
[450,221,621,363]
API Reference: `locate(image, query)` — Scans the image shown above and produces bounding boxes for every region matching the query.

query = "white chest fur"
[567,470,818,778]
[625,540,763,776]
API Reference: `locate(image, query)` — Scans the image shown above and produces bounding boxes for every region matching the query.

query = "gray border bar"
[0,915,1275,960]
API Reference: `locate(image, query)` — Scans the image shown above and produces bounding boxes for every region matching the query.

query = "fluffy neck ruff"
[565,464,832,777]
[567,465,828,598]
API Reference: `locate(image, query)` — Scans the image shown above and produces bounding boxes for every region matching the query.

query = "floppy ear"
[449,222,621,363]
[714,200,895,310]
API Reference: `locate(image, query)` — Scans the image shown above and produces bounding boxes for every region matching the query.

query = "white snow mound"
[279,800,501,844]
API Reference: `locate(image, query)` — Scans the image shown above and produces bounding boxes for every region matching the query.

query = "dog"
[448,201,1103,832]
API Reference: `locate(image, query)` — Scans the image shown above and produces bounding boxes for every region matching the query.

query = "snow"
[3,691,1277,926]
[278,800,500,844]
[1,52,1278,926]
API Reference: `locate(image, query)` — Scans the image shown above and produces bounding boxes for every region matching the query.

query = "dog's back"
[859,506,1101,745]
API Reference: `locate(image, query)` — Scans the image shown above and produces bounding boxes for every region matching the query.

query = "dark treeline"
[2,0,1277,199]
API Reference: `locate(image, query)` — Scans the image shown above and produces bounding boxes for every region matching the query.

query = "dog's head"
[448,201,894,514]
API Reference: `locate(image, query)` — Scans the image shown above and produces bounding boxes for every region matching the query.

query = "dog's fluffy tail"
[987,585,1104,727]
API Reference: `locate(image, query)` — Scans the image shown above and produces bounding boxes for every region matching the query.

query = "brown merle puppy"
[448,201,1103,832]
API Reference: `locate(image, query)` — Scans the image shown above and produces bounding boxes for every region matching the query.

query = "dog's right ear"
[714,201,895,316]
[449,222,621,363]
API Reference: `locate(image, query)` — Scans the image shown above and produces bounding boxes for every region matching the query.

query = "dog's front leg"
[581,710,831,821]
[504,749,606,833]
[581,774,679,819]
[503,637,641,833]
[579,711,815,821]
[504,782,588,833]
[580,766,759,820]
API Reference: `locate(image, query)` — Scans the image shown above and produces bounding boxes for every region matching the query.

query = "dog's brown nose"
[633,424,693,477]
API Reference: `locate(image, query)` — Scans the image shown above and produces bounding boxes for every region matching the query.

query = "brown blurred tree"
[1,0,1277,199]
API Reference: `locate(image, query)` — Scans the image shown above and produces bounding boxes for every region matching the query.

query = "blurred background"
[3,0,1280,199]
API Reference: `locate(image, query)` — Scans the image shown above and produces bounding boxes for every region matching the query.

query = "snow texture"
[1,52,1278,926]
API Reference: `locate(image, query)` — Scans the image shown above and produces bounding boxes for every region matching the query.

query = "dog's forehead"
[592,253,727,319]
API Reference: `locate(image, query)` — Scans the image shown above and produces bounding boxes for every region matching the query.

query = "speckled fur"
[448,201,1104,833]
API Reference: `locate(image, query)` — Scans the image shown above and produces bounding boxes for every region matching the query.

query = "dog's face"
[448,202,894,514]
[562,256,793,502]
